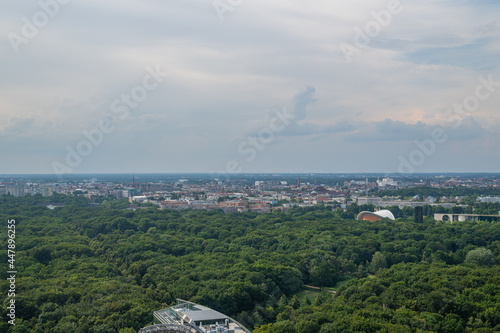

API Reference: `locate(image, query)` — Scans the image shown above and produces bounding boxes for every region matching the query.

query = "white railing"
[138,324,198,333]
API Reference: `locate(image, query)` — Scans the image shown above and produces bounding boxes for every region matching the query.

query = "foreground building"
[139,299,250,333]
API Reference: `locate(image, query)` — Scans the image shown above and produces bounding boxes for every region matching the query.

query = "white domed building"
[357,210,395,221]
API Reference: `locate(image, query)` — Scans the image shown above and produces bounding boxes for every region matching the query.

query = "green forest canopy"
[0,195,499,332]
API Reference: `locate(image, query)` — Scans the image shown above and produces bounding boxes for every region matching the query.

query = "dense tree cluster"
[255,263,500,333]
[0,195,499,332]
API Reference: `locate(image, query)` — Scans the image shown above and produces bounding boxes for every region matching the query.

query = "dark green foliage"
[257,263,500,332]
[369,251,387,273]
[0,197,499,332]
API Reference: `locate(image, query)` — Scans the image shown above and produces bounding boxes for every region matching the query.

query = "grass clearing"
[295,287,323,302]
[325,279,349,291]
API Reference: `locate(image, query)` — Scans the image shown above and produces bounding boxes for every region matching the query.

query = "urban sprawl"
[1,175,499,214]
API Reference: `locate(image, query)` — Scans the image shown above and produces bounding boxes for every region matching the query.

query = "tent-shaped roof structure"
[357,210,395,221]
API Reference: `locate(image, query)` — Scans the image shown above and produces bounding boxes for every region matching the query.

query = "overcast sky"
[1,0,499,175]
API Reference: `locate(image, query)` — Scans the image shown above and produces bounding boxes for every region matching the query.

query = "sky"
[1,0,499,175]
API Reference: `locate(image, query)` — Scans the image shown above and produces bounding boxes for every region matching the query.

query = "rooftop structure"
[146,299,250,333]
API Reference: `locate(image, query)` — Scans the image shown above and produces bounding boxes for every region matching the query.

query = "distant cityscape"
[1,173,499,214]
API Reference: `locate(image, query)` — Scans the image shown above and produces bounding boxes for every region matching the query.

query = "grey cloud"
[279,120,356,137]
[292,85,316,121]
[2,117,35,135]
[445,116,487,141]
[345,117,487,142]
[246,86,355,138]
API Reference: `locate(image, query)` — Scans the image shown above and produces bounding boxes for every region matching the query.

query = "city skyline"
[2,0,500,174]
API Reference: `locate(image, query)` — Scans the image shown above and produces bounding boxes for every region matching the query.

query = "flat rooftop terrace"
[152,299,250,333]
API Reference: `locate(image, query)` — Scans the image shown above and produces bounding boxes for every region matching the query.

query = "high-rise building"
[6,185,24,197]
[415,206,423,223]
[257,182,272,191]
[41,186,54,197]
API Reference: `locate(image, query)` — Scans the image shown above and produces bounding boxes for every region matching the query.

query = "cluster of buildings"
[344,176,500,193]
[130,179,351,213]
[158,199,272,214]
[123,179,351,213]
[355,196,457,209]
[0,183,54,197]
[478,196,500,203]
[1,175,499,214]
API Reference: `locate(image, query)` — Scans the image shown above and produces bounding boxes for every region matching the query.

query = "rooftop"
[152,299,250,333]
